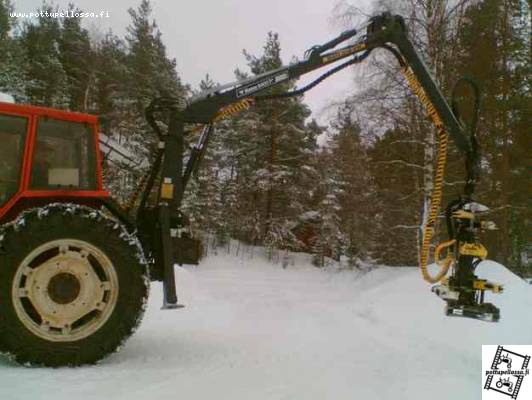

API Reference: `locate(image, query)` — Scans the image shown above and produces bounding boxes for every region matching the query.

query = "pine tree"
[58,4,93,111]
[240,32,314,253]
[126,0,182,110]
[0,0,8,38]
[103,0,186,204]
[367,127,424,265]
[311,162,343,267]
[328,102,374,265]
[125,0,184,151]
[87,1,186,205]
[21,2,70,108]
[92,32,131,135]
[182,75,228,248]
[454,0,531,273]
[0,0,28,101]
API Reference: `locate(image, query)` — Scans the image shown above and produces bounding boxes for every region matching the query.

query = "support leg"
[158,113,186,309]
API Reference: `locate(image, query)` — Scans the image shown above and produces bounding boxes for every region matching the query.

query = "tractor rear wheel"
[0,204,149,367]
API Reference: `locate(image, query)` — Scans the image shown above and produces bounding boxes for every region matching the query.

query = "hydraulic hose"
[401,65,453,283]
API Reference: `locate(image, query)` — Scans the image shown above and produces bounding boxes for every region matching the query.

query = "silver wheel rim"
[12,239,119,342]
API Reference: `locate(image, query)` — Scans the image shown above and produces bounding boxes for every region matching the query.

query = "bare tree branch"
[375,160,425,169]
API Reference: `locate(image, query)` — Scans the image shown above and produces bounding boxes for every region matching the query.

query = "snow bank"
[0,251,530,400]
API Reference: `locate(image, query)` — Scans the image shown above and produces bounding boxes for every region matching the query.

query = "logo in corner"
[483,345,531,399]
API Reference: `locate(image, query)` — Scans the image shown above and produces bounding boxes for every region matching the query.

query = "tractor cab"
[0,102,108,223]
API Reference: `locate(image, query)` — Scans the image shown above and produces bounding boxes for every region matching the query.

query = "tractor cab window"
[0,114,27,206]
[31,118,97,190]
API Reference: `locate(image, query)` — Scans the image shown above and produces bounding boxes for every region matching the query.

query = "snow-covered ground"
[1,247,530,400]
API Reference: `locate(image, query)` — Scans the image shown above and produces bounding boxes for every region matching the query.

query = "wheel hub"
[12,239,119,342]
[47,273,81,304]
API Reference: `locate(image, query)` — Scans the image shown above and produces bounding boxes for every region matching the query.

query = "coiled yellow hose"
[401,66,453,283]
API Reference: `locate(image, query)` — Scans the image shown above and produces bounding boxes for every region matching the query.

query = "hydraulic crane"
[143,12,501,321]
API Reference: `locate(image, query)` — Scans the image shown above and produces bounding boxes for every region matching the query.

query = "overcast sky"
[15,0,374,124]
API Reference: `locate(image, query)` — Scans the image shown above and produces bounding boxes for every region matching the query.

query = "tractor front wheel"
[0,204,149,367]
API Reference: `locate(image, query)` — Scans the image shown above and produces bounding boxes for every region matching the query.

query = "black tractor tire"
[0,204,150,367]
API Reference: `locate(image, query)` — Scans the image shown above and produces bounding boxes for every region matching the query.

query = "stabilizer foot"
[161,302,185,310]
[162,290,185,310]
[432,279,502,323]
[445,302,500,322]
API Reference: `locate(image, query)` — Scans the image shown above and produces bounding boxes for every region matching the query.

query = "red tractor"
[0,103,152,366]
[0,13,501,367]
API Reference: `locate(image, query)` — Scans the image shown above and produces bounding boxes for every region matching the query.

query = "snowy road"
[1,250,531,400]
